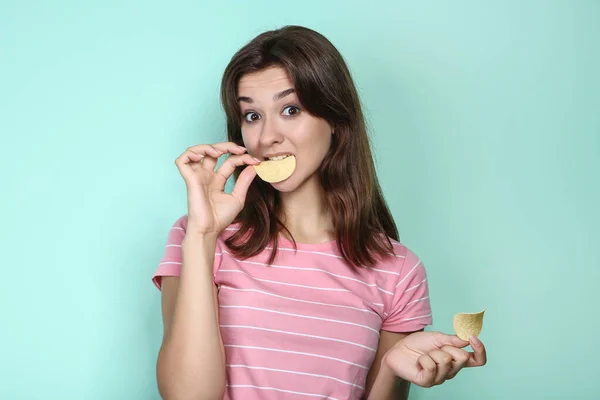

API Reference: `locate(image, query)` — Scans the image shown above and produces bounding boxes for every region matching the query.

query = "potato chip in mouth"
[253,155,296,183]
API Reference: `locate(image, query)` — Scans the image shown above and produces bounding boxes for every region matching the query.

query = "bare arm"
[156,234,225,400]
[365,330,417,400]
[155,141,257,399]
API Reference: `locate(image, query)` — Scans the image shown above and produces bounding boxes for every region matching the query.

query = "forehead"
[237,66,294,96]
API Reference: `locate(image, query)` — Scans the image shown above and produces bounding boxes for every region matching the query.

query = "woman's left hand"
[383,331,487,388]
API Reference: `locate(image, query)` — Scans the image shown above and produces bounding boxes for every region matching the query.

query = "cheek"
[240,129,253,147]
[303,125,332,156]
[240,131,262,158]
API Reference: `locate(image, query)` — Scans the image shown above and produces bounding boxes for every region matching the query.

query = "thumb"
[231,165,257,205]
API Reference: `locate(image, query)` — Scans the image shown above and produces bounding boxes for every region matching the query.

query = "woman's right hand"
[174,142,260,237]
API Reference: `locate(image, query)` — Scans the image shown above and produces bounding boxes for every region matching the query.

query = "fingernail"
[238,145,247,151]
[470,335,481,346]
[252,157,261,162]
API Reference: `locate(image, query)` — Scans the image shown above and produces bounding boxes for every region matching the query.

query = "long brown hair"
[220,25,399,268]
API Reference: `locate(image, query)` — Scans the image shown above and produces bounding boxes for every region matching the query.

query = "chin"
[269,170,318,193]
[269,175,301,192]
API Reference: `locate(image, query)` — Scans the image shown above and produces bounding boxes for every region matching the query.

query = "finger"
[432,332,470,349]
[188,142,246,157]
[177,146,222,174]
[467,335,487,367]
[199,154,220,171]
[190,143,246,171]
[175,149,217,182]
[188,145,223,171]
[428,349,453,385]
[212,142,247,155]
[414,354,437,388]
[213,154,261,190]
[185,144,223,159]
[441,345,470,379]
[230,165,258,206]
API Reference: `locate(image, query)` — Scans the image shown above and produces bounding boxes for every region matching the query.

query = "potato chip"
[253,155,296,183]
[453,308,486,341]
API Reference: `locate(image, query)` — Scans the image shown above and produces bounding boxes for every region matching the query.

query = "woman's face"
[237,66,333,192]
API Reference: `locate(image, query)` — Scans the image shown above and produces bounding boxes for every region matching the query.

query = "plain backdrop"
[1,1,599,399]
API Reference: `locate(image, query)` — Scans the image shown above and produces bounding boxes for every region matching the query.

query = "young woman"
[152,25,487,400]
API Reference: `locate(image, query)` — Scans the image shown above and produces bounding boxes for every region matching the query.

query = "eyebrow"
[237,88,296,104]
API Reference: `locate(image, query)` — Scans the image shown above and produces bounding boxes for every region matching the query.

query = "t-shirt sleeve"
[151,215,222,290]
[381,246,433,332]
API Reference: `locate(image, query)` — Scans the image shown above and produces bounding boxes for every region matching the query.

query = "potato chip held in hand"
[453,308,486,341]
[253,155,296,183]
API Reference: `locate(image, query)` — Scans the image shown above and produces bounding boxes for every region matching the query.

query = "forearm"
[366,355,410,400]
[157,234,225,400]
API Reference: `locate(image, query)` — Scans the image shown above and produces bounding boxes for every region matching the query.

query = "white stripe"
[218,270,350,292]
[225,227,239,231]
[367,267,401,276]
[406,278,427,292]
[227,364,364,389]
[387,252,407,259]
[170,227,184,231]
[388,240,406,258]
[221,325,376,352]
[395,260,422,288]
[220,305,380,335]
[223,252,394,295]
[226,384,339,399]
[267,246,406,264]
[274,248,403,276]
[407,296,429,305]
[159,253,221,267]
[165,244,181,248]
[397,296,430,314]
[400,313,432,322]
[220,286,380,315]
[224,345,369,369]
[223,246,402,276]
[267,246,343,259]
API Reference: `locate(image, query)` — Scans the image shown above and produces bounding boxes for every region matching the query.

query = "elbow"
[157,372,225,400]
[158,385,225,400]
[156,347,226,400]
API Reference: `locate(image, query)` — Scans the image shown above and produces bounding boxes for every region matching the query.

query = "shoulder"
[152,215,238,290]
[379,237,433,330]
[374,237,428,286]
[392,239,425,272]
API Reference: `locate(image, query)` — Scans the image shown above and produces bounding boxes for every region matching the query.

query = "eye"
[243,112,261,123]
[282,106,300,117]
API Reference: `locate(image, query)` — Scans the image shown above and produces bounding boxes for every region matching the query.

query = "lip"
[262,152,294,160]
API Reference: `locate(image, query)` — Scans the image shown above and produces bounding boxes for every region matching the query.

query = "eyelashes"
[242,105,301,123]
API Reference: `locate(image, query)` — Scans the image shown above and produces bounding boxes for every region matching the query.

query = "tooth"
[267,154,291,161]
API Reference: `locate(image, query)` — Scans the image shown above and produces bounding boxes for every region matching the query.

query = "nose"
[258,116,284,148]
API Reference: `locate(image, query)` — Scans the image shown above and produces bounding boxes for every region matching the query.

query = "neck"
[279,176,334,244]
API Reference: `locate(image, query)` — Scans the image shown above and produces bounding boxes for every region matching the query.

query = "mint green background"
[2,1,598,399]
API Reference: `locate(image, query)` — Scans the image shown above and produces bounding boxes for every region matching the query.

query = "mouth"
[264,153,294,161]
[254,154,297,183]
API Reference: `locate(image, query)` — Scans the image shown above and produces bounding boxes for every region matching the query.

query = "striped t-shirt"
[152,215,433,400]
